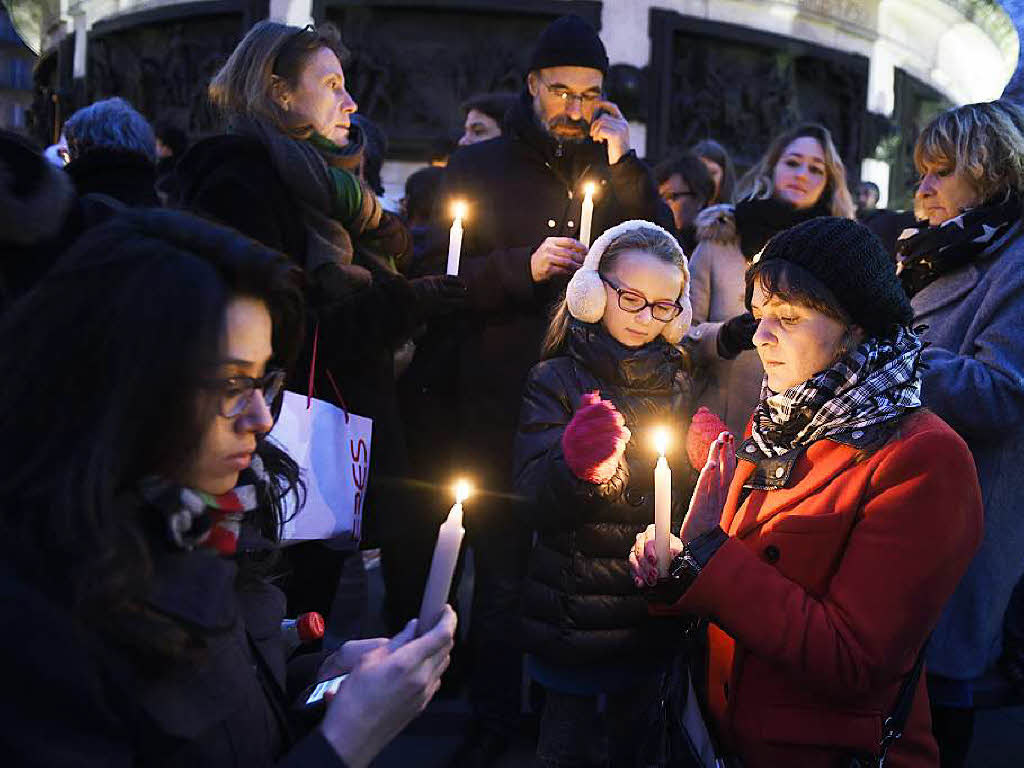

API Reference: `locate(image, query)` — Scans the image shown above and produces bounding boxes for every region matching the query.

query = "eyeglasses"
[207,369,286,418]
[539,78,602,108]
[601,275,682,322]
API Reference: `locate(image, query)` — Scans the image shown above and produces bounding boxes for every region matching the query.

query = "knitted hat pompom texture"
[751,217,913,337]
[528,14,609,75]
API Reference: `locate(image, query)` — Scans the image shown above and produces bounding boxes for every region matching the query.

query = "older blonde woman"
[684,124,855,440]
[896,99,1024,766]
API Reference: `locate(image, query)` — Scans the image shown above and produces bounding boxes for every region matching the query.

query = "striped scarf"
[141,454,268,556]
[750,326,924,457]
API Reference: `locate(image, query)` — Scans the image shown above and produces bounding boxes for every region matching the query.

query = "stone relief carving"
[655,25,867,171]
[325,5,572,154]
[86,16,241,135]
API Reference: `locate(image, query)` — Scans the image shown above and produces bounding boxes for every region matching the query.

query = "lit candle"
[417,480,470,635]
[653,428,672,577]
[447,201,467,276]
[579,182,595,248]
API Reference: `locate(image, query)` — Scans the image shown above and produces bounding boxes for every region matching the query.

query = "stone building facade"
[19,0,1020,208]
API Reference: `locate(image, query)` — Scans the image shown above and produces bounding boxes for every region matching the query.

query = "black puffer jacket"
[514,321,696,665]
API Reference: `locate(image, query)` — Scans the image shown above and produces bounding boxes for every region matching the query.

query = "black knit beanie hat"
[749,217,913,337]
[528,15,609,75]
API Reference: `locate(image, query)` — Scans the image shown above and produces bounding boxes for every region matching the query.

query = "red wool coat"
[670,411,982,767]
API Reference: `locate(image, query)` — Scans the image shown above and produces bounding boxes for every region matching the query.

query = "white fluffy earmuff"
[565,219,692,344]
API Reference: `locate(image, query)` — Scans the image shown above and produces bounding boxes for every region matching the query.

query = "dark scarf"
[748,326,923,458]
[230,116,408,279]
[734,197,832,259]
[566,320,682,392]
[896,192,1022,297]
[140,454,269,557]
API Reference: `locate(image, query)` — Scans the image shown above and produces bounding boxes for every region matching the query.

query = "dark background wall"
[29,0,951,207]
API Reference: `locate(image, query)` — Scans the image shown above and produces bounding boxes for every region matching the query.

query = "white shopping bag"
[269,391,373,542]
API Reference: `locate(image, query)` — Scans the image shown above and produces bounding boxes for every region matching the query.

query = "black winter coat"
[0,539,343,767]
[173,135,420,542]
[514,322,696,665]
[64,147,159,207]
[433,92,675,490]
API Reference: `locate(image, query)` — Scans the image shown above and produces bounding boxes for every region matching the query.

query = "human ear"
[527,72,539,98]
[271,75,291,111]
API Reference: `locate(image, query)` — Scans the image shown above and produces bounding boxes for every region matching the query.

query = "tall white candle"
[417,481,469,635]
[653,429,672,577]
[447,202,467,276]
[579,183,595,248]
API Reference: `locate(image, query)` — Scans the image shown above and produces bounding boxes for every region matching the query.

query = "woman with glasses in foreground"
[514,221,696,767]
[0,209,454,767]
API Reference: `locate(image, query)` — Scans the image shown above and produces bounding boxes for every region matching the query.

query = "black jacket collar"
[505,90,609,186]
[567,320,682,391]
[737,420,898,491]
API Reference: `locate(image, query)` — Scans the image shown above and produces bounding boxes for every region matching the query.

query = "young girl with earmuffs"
[514,220,698,767]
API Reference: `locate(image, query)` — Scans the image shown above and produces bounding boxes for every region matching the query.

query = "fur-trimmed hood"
[695,203,738,244]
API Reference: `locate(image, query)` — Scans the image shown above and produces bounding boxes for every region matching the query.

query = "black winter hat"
[528,15,609,75]
[751,216,914,337]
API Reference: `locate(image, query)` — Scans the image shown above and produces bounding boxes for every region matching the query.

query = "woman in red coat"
[631,217,983,768]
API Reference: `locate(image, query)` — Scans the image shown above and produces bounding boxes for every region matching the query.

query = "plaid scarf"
[749,326,924,458]
[141,454,268,556]
[896,192,1021,298]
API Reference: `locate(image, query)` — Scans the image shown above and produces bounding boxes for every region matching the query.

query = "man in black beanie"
[420,14,673,768]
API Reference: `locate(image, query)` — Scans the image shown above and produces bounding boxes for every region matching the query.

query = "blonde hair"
[915,100,1024,202]
[541,224,686,360]
[737,123,855,219]
[208,21,348,139]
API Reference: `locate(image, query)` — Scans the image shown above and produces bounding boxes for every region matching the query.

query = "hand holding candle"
[579,182,595,248]
[447,201,467,276]
[417,481,470,635]
[653,427,672,577]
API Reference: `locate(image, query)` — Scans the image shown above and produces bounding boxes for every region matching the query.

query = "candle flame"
[583,182,595,198]
[454,480,472,504]
[452,200,468,220]
[653,428,670,457]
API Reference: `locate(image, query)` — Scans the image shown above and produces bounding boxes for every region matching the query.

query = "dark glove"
[409,275,467,319]
[716,312,758,360]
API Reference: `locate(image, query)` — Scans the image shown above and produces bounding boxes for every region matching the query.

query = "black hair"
[0,208,305,665]
[461,92,518,125]
[404,166,444,224]
[153,119,190,158]
[858,180,880,197]
[744,258,850,325]
[655,151,716,209]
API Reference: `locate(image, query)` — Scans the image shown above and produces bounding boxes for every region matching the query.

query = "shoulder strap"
[878,637,929,766]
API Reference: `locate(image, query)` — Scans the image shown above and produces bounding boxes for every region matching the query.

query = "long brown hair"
[208,21,349,139]
[736,123,855,219]
[541,225,685,359]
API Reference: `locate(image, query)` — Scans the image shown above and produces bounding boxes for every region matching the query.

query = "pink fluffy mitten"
[562,392,631,484]
[686,407,732,470]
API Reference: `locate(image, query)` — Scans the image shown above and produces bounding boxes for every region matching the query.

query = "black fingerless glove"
[716,312,759,360]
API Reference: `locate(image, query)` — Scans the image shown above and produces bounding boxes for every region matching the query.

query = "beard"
[545,114,591,143]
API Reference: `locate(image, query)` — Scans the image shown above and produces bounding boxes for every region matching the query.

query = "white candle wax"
[654,434,671,577]
[447,203,466,276]
[417,484,468,634]
[579,184,595,248]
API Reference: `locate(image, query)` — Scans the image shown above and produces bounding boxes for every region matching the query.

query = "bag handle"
[306,321,350,423]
